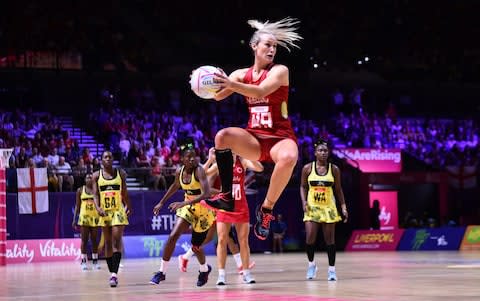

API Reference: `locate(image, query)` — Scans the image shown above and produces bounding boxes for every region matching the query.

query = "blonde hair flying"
[247,17,302,52]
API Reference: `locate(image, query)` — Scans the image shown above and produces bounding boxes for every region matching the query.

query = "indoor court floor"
[1,251,479,301]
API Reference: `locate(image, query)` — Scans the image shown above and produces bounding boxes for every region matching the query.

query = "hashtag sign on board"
[151,216,162,231]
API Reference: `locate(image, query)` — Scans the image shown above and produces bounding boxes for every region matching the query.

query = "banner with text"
[345,229,404,251]
[334,148,402,173]
[398,227,466,251]
[460,225,480,250]
[123,234,216,259]
[6,238,81,264]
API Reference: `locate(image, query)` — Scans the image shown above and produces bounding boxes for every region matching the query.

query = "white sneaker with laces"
[242,272,256,284]
[328,270,337,281]
[216,274,226,285]
[306,264,317,280]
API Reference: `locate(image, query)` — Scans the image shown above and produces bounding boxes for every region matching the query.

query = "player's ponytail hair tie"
[247,17,303,52]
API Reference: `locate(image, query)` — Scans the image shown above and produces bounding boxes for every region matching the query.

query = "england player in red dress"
[204,17,302,240]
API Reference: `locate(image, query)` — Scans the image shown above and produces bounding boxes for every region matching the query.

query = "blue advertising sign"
[398,227,466,251]
[123,234,216,258]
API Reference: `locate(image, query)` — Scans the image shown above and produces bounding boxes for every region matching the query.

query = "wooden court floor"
[0,251,479,301]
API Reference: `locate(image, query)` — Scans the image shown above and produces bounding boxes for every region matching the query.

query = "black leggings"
[191,230,208,248]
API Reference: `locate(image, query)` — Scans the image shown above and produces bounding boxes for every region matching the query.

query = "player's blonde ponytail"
[248,17,302,52]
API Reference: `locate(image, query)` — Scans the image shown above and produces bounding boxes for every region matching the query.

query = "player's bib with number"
[102,191,120,211]
[84,200,96,212]
[249,106,273,129]
[312,187,327,203]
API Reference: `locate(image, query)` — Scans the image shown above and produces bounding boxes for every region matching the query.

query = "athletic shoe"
[178,254,188,272]
[203,192,234,212]
[254,205,275,240]
[109,276,118,287]
[81,261,88,271]
[92,260,101,270]
[196,265,212,287]
[328,270,337,281]
[306,264,317,280]
[242,272,256,284]
[216,274,226,286]
[149,271,166,284]
[238,261,256,274]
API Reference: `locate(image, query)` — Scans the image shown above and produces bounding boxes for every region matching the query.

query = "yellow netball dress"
[98,169,129,227]
[176,166,215,233]
[303,162,342,223]
[77,186,100,227]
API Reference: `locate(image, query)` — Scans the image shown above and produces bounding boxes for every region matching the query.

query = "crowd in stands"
[3,91,479,193]
[333,108,480,169]
[87,98,329,190]
[3,83,479,193]
[0,109,103,192]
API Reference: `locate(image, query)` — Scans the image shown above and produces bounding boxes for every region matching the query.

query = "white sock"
[308,261,316,267]
[233,253,242,268]
[242,269,251,276]
[81,254,87,261]
[92,253,98,260]
[111,272,117,277]
[160,259,169,273]
[199,263,209,272]
[218,269,225,276]
[328,266,335,272]
[183,248,194,260]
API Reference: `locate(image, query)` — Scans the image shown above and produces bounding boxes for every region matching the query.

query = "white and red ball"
[190,65,225,99]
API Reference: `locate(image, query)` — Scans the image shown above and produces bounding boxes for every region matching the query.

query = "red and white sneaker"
[178,255,188,272]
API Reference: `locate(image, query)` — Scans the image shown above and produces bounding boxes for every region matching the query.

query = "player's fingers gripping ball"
[190,65,226,99]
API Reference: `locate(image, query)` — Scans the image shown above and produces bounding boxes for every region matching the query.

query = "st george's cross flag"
[17,168,49,214]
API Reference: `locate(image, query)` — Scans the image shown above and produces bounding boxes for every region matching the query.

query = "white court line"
[447,264,480,269]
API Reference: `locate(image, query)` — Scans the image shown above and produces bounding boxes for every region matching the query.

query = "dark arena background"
[0,1,479,300]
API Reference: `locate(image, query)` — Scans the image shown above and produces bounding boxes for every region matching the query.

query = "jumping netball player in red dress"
[204,18,302,240]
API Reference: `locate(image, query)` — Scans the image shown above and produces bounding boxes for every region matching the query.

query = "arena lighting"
[364,56,370,61]
[357,60,363,65]
[313,63,318,68]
